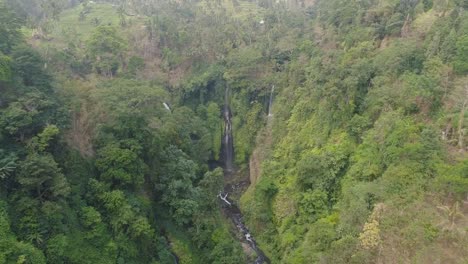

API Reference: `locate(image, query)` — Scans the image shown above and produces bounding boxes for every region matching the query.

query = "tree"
[209,236,246,264]
[91,79,166,144]
[198,168,224,209]
[86,179,157,261]
[17,154,70,201]
[0,201,46,264]
[79,206,102,229]
[450,78,468,150]
[1,102,35,141]
[12,45,51,89]
[39,0,67,21]
[156,145,200,225]
[453,35,468,74]
[298,189,329,222]
[126,56,144,78]
[0,1,23,54]
[0,150,17,180]
[28,124,60,153]
[0,52,11,81]
[87,26,127,76]
[45,234,68,264]
[95,144,147,188]
[0,92,54,141]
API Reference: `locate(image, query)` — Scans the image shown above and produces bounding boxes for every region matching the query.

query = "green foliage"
[209,235,246,264]
[298,189,328,222]
[0,52,11,81]
[86,179,157,261]
[434,160,468,199]
[156,145,200,225]
[180,65,224,107]
[93,79,167,118]
[162,47,181,70]
[224,47,263,89]
[86,25,127,76]
[239,1,467,263]
[0,201,46,264]
[12,45,51,89]
[17,154,70,200]
[0,150,17,180]
[374,40,425,76]
[347,114,371,142]
[1,102,35,138]
[1,0,467,263]
[233,102,264,163]
[126,56,145,78]
[80,206,102,229]
[46,234,68,263]
[198,168,224,209]
[0,0,23,54]
[0,90,57,143]
[28,125,60,153]
[256,177,278,199]
[87,25,127,56]
[453,35,468,74]
[96,144,147,188]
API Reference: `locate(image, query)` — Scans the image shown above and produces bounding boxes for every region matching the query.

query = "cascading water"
[163,102,171,112]
[219,86,270,264]
[267,85,275,117]
[222,86,234,173]
[218,192,270,264]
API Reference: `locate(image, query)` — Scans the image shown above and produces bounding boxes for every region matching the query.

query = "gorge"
[0,0,466,263]
[219,85,270,264]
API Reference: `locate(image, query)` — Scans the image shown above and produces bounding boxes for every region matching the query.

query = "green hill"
[0,0,467,263]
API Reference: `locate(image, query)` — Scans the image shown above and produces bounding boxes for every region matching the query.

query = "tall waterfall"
[267,85,275,117]
[218,86,270,264]
[222,86,234,172]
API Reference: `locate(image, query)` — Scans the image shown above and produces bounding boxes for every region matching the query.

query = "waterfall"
[217,86,270,264]
[163,102,171,112]
[267,85,275,117]
[222,86,234,173]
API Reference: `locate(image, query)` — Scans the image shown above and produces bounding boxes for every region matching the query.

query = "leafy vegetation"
[0,0,467,263]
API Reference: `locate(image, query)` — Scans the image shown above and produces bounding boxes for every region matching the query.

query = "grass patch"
[32,3,146,50]
[54,3,120,43]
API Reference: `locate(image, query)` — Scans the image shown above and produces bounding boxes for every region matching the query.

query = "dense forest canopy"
[0,0,467,263]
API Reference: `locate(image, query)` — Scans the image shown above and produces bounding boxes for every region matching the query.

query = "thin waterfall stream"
[223,86,234,173]
[267,85,275,117]
[219,86,270,264]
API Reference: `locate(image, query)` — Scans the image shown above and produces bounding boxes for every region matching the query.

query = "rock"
[241,242,256,258]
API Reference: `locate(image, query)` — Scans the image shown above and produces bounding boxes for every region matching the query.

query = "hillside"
[0,0,467,263]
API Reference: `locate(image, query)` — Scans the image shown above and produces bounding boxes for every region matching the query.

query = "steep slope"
[0,0,467,263]
[240,0,468,263]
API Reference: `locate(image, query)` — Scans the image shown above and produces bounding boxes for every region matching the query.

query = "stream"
[218,191,270,264]
[161,230,180,264]
[219,86,270,264]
